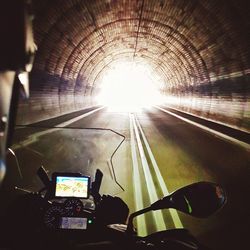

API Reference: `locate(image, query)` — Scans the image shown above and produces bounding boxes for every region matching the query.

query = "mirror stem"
[126,207,151,234]
[150,196,172,210]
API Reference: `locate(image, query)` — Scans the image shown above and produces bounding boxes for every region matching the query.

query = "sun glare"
[96,61,164,112]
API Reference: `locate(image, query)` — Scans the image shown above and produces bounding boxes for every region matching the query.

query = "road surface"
[2,106,250,250]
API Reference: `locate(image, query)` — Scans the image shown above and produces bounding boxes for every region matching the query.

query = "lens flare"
[96,61,164,112]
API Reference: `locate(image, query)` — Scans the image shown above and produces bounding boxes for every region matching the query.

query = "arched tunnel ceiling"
[31,0,250,94]
[17,0,250,130]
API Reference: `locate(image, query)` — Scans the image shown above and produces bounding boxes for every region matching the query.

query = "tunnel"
[16,0,250,132]
[1,1,250,250]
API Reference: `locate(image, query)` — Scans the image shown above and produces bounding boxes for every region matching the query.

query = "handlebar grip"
[93,169,103,194]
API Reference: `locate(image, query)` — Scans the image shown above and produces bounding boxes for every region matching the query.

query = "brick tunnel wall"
[16,0,250,132]
[165,72,250,132]
[17,69,95,124]
[162,0,250,132]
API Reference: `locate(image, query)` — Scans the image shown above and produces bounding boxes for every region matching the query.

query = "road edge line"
[12,107,104,150]
[155,106,250,151]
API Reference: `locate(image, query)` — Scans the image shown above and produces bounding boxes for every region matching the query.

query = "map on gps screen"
[55,176,89,198]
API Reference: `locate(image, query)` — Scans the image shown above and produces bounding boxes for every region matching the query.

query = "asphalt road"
[2,106,250,250]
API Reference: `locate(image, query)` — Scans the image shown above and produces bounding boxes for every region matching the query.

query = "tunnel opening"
[95,60,164,112]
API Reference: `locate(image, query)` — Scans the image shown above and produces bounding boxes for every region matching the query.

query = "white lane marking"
[55,106,104,127]
[129,113,147,236]
[135,116,183,228]
[155,106,250,151]
[131,114,167,231]
[12,107,104,150]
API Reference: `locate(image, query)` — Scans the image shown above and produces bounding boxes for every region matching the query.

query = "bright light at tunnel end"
[96,61,165,112]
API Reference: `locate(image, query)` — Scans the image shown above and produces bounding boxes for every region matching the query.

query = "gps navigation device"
[52,172,90,199]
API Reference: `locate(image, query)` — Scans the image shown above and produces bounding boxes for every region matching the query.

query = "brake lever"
[14,186,34,194]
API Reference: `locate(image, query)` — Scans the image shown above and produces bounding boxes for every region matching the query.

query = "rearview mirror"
[151,182,227,218]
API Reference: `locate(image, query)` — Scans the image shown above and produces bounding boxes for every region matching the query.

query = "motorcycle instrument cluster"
[43,198,93,230]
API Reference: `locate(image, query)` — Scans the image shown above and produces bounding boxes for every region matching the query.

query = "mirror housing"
[151,182,227,218]
[127,182,227,234]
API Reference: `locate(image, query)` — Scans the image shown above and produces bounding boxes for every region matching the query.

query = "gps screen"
[55,176,89,198]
